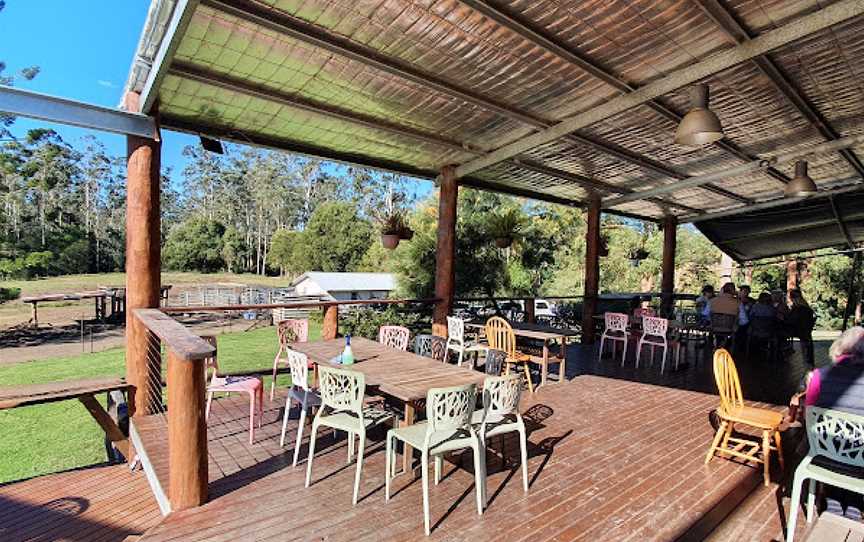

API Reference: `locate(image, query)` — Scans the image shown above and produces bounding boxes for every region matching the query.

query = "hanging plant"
[628,248,649,267]
[378,211,407,250]
[598,235,610,257]
[398,224,414,241]
[487,208,525,248]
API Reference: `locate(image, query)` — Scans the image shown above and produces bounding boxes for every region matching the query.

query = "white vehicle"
[533,299,557,317]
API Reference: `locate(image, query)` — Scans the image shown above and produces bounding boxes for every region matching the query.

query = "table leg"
[402,401,416,474]
[559,337,567,383]
[541,341,549,388]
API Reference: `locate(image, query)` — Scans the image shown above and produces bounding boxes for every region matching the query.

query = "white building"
[290,272,396,301]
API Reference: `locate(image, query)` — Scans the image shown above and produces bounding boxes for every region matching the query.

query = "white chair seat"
[390,422,478,456]
[319,406,393,434]
[289,387,321,407]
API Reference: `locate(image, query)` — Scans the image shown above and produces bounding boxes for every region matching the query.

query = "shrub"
[339,305,426,341]
[0,287,21,304]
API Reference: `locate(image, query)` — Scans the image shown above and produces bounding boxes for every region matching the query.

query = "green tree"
[295,202,373,272]
[221,226,247,274]
[268,228,304,277]
[163,217,226,272]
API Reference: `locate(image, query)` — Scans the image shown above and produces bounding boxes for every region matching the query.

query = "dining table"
[466,320,578,388]
[290,337,486,473]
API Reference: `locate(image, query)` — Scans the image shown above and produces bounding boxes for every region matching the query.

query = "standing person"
[737,285,754,343]
[788,289,816,365]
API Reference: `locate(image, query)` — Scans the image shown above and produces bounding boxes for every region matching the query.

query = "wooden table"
[0,377,131,458]
[291,337,486,472]
[466,321,577,388]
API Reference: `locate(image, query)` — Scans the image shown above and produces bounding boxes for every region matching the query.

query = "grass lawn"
[0,322,321,484]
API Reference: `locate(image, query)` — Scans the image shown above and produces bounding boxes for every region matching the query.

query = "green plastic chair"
[787,406,864,542]
[305,365,395,505]
[384,382,485,535]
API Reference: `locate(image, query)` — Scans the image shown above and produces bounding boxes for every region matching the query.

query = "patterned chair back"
[712,348,744,416]
[485,316,517,358]
[278,318,309,344]
[806,407,864,468]
[431,336,448,362]
[711,313,737,334]
[426,383,477,437]
[379,325,410,351]
[287,350,311,391]
[414,334,433,357]
[482,374,522,417]
[447,316,465,344]
[642,316,668,339]
[485,349,507,376]
[317,365,364,415]
[604,312,629,333]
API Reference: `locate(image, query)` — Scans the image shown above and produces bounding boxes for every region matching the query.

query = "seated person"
[788,289,816,365]
[771,291,790,322]
[695,285,715,323]
[708,282,739,318]
[805,326,864,411]
[750,292,776,319]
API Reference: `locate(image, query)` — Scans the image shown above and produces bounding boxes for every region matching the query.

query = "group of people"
[695,282,816,364]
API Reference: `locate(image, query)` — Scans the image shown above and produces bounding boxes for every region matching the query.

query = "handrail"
[134,308,215,361]
[160,297,440,313]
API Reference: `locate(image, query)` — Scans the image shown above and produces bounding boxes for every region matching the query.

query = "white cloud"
[97,80,116,88]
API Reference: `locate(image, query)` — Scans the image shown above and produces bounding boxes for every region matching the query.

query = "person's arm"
[804,369,821,406]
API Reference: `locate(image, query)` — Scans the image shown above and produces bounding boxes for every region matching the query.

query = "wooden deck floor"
[134,375,770,541]
[0,463,161,542]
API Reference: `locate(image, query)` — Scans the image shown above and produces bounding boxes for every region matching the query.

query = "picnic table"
[291,337,486,472]
[465,320,578,388]
[0,377,131,459]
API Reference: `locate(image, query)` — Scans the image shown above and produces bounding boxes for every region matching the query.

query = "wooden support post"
[124,92,161,417]
[581,194,601,344]
[167,350,208,510]
[661,215,677,318]
[433,166,458,338]
[525,298,536,324]
[322,305,339,340]
[786,258,800,297]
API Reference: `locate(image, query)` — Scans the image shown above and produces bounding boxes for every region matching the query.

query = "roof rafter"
[455,0,864,178]
[202,0,741,208]
[695,0,864,180]
[828,195,857,250]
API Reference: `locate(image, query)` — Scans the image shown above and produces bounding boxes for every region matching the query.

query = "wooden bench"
[0,377,132,459]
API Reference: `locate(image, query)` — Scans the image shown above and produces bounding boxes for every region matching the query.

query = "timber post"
[661,215,677,317]
[124,91,161,416]
[432,165,458,338]
[581,194,601,344]
[322,305,339,340]
[166,350,208,510]
[525,298,536,324]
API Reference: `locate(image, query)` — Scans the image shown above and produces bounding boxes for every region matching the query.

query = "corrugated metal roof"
[291,272,396,292]
[125,0,864,225]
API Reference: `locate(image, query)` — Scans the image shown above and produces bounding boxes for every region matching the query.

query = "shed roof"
[124,0,864,229]
[291,272,396,292]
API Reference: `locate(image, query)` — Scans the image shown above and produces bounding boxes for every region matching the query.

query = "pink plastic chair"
[378,325,410,351]
[271,319,310,400]
[598,312,629,363]
[636,316,681,373]
[203,335,264,444]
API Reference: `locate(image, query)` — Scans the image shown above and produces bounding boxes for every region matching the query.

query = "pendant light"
[675,84,724,147]
[784,160,818,197]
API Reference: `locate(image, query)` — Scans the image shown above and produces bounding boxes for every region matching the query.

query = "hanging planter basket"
[598,237,609,257]
[495,236,514,249]
[381,234,401,250]
[399,227,414,241]
[628,248,649,267]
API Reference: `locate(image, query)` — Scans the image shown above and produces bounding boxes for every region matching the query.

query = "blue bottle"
[341,334,354,365]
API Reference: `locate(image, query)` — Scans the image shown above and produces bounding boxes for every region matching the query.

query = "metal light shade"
[784,161,818,197]
[675,84,724,146]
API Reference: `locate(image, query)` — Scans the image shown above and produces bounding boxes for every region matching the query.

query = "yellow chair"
[705,348,784,486]
[485,316,534,394]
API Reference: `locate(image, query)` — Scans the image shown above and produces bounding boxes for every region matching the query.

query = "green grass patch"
[0,321,320,483]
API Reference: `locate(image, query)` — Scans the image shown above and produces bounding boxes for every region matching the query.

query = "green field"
[0,322,320,484]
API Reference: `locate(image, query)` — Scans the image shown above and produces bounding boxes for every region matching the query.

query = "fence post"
[525,298,536,323]
[167,350,208,511]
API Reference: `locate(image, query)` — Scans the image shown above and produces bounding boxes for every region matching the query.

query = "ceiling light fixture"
[784,160,818,197]
[675,84,724,147]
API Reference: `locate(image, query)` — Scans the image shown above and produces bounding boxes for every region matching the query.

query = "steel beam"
[455,0,864,177]
[138,0,200,114]
[0,85,158,139]
[605,133,864,208]
[829,195,857,250]
[695,0,864,179]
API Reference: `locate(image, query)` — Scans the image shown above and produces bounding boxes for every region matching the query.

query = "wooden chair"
[485,316,534,394]
[705,349,784,486]
[379,325,410,351]
[710,313,737,350]
[270,318,309,400]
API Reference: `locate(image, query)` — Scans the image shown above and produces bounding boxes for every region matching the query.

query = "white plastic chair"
[636,316,679,373]
[598,312,629,364]
[305,365,395,505]
[202,335,264,445]
[270,318,309,400]
[446,316,487,367]
[378,325,410,351]
[787,407,864,542]
[385,383,485,535]
[279,350,322,467]
[473,373,528,503]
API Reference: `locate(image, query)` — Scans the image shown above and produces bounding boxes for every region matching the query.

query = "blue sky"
[1,0,433,198]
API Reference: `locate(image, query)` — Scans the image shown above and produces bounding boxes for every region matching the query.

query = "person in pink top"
[804,326,864,409]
